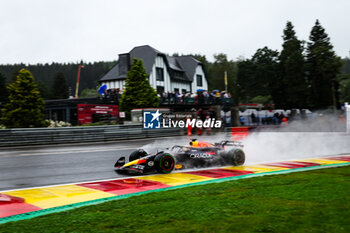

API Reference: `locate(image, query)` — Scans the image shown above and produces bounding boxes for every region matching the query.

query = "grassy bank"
[1,166,349,232]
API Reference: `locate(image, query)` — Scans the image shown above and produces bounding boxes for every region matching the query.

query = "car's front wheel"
[154,153,175,174]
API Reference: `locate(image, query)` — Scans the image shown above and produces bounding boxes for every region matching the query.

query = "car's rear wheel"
[226,149,245,166]
[129,149,148,162]
[154,153,175,174]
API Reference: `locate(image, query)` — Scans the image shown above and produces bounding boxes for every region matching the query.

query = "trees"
[208,53,237,96]
[0,61,116,94]
[36,80,50,99]
[237,47,282,106]
[1,68,47,128]
[280,21,308,108]
[50,72,69,99]
[251,47,282,107]
[306,20,342,109]
[339,59,350,103]
[80,88,98,98]
[0,73,7,104]
[339,74,350,103]
[236,59,256,104]
[236,20,343,110]
[120,58,159,114]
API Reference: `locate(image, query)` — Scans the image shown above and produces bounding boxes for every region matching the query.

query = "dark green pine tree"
[50,72,69,99]
[280,21,308,109]
[0,72,8,104]
[36,80,50,99]
[236,59,256,104]
[306,20,342,109]
[251,47,282,107]
[1,69,47,128]
[120,58,159,114]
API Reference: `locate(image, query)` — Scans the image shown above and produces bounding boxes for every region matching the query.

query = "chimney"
[118,53,130,77]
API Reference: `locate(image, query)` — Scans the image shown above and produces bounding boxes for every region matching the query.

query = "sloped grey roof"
[166,55,183,71]
[99,61,120,81]
[129,45,161,75]
[176,56,202,82]
[99,45,203,83]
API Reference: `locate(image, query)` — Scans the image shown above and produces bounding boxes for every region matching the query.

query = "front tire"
[154,153,175,174]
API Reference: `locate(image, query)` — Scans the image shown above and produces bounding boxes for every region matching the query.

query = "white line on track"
[0,136,183,158]
[0,136,182,150]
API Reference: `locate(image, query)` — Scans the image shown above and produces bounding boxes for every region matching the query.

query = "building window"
[196,75,203,87]
[156,67,164,81]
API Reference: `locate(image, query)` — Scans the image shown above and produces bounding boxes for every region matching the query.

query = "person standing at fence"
[251,112,256,125]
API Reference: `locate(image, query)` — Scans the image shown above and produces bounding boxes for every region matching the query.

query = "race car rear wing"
[215,140,243,148]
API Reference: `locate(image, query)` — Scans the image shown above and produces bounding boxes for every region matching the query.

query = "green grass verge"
[1,166,349,233]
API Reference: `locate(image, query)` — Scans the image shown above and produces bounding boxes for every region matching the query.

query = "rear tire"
[129,149,148,162]
[226,149,245,166]
[154,153,175,174]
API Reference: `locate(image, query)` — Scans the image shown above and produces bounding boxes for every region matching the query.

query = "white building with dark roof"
[99,45,208,93]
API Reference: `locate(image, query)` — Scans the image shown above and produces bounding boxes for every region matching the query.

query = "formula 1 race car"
[114,139,245,174]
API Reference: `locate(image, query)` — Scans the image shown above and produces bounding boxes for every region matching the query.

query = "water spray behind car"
[241,110,350,164]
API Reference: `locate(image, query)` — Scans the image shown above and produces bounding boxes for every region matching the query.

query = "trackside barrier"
[0,125,182,147]
[230,127,249,140]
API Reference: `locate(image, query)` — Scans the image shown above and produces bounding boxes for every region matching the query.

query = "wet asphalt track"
[3,132,348,191]
[0,137,188,191]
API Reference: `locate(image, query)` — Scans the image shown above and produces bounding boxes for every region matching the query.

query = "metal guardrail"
[0,125,183,147]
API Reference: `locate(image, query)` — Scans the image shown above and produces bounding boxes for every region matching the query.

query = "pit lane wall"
[0,155,349,224]
[0,125,182,147]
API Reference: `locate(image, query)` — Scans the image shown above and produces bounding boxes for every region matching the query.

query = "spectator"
[197,108,202,118]
[209,91,215,104]
[175,91,179,104]
[251,112,256,124]
[203,91,209,104]
[240,115,245,125]
[198,91,204,104]
[177,92,183,104]
[168,92,174,104]
[273,112,280,124]
[215,91,220,104]
[208,107,216,119]
[162,92,168,103]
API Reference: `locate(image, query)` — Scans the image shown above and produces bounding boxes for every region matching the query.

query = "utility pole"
[74,65,84,98]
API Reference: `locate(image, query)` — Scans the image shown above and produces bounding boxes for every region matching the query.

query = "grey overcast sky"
[1,0,349,64]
